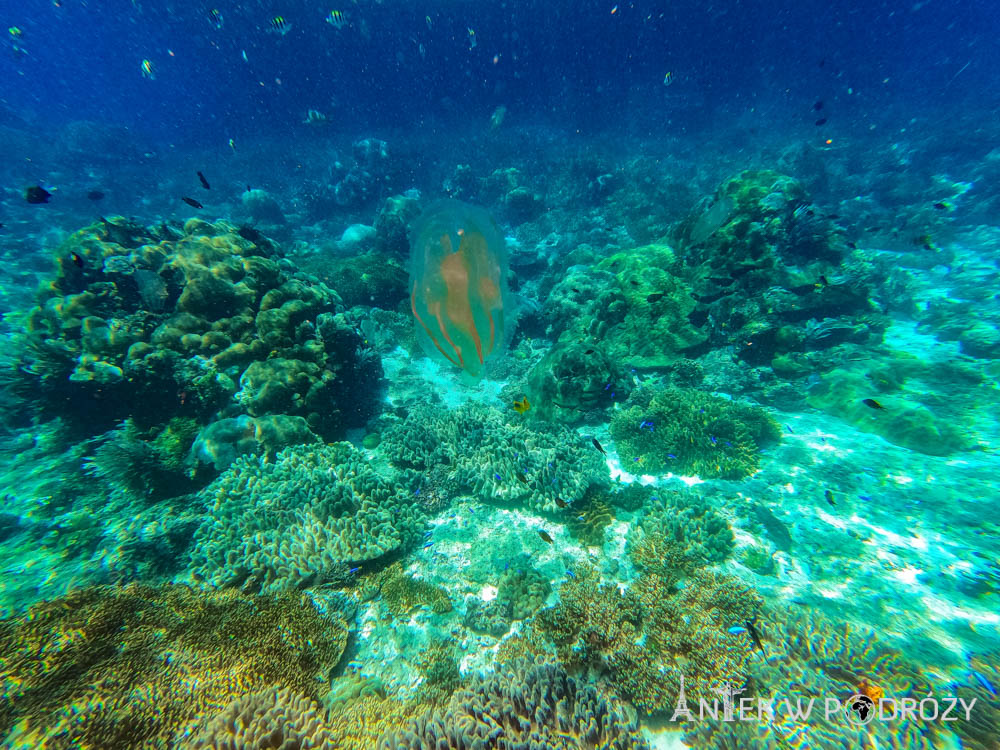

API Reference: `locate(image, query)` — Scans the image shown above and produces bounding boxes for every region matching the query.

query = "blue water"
[1,1,999,748]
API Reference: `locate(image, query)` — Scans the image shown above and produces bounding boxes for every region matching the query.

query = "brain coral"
[13,216,381,442]
[189,442,424,592]
[377,658,649,750]
[0,583,347,749]
[610,386,781,479]
[379,402,610,513]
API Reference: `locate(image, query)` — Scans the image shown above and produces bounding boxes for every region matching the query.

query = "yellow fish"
[140,59,155,79]
[512,397,531,414]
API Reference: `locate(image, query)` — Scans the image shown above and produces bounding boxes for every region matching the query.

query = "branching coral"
[189,443,424,593]
[0,583,347,749]
[610,387,781,479]
[377,658,649,750]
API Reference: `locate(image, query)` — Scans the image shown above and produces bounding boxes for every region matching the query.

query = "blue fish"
[971,668,998,697]
[667,453,677,459]
[422,541,434,548]
[494,473,502,481]
[859,495,872,501]
[348,567,360,574]
[423,530,432,538]
[724,441,733,448]
[728,626,748,636]
[786,424,794,433]
[604,383,611,391]
[414,488,421,496]
[566,570,575,579]
[709,436,717,445]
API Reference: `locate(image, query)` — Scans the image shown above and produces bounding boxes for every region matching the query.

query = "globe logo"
[844,694,876,726]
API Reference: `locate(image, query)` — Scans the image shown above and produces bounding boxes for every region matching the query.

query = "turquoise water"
[1,2,998,749]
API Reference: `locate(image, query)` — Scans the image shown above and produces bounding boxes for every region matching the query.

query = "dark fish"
[745,618,765,651]
[813,100,824,111]
[933,201,950,211]
[591,437,607,456]
[182,197,203,209]
[86,190,105,201]
[647,292,666,303]
[538,530,553,544]
[824,489,835,507]
[847,240,858,249]
[584,348,595,355]
[555,498,568,508]
[862,398,885,410]
[516,473,528,485]
[70,252,84,268]
[24,185,51,204]
[815,118,828,126]
[197,171,211,190]
[818,274,830,286]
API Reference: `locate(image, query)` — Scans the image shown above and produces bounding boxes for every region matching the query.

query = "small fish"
[327,10,347,29]
[814,117,828,126]
[348,566,360,574]
[69,252,84,268]
[467,27,477,49]
[565,569,575,579]
[858,495,872,501]
[229,138,236,152]
[555,498,568,508]
[86,190,105,201]
[933,201,953,211]
[422,541,434,549]
[813,100,824,111]
[208,8,223,29]
[584,348,595,355]
[647,292,665,303]
[709,436,717,445]
[817,274,830,286]
[663,71,674,86]
[538,530,553,544]
[512,397,531,414]
[425,15,432,29]
[728,626,748,636]
[745,618,765,651]
[241,49,249,63]
[140,58,155,79]
[591,437,607,455]
[197,171,211,190]
[182,197,203,209]
[785,424,794,433]
[862,398,885,410]
[268,16,291,35]
[824,489,835,507]
[493,473,502,482]
[972,669,998,697]
[24,185,51,204]
[422,530,432,538]
[516,473,528,485]
[666,453,677,459]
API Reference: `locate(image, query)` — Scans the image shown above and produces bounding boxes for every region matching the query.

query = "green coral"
[806,369,972,455]
[626,489,735,584]
[535,567,762,713]
[497,562,552,620]
[377,562,452,617]
[610,387,781,479]
[0,583,347,749]
[379,402,609,513]
[525,341,633,423]
[189,443,424,592]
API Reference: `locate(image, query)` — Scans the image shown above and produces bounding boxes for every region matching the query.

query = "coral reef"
[0,583,347,749]
[375,562,452,617]
[535,567,762,713]
[379,402,610,513]
[610,387,781,479]
[13,217,382,445]
[189,443,424,593]
[497,561,553,620]
[377,658,649,750]
[626,489,735,584]
[189,413,318,471]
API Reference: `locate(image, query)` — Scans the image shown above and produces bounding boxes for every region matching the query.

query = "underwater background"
[1,0,999,748]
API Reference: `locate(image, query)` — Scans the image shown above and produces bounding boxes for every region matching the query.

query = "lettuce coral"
[610,387,781,479]
[379,402,610,513]
[189,443,424,593]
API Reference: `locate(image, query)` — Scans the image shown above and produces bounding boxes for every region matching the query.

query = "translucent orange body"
[409,200,509,379]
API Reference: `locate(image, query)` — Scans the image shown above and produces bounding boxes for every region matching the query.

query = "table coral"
[189,443,424,593]
[610,387,781,479]
[377,658,649,750]
[0,583,347,749]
